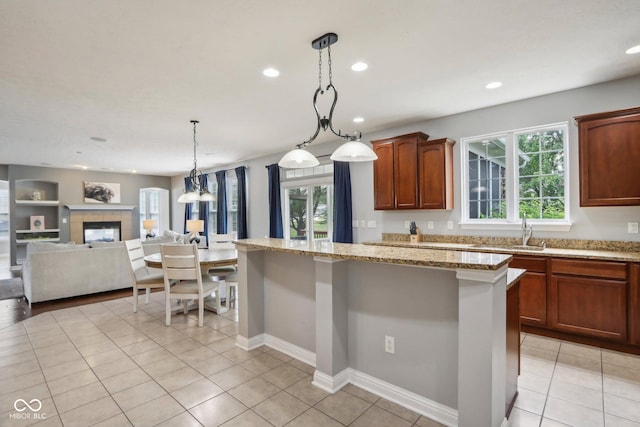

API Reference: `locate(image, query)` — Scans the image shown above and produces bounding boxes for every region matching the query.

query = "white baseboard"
[349,369,458,427]
[263,334,316,367]
[236,335,458,427]
[312,368,350,393]
[235,334,265,351]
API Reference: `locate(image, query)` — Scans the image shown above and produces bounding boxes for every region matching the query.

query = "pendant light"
[177,120,216,203]
[278,33,377,169]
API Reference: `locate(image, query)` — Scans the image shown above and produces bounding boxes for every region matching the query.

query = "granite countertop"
[365,238,640,263]
[235,238,512,271]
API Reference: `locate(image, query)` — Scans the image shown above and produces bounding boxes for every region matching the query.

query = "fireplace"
[83,221,122,244]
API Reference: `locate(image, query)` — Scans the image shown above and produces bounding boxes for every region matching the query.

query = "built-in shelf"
[15,200,60,206]
[64,204,136,211]
[16,238,61,244]
[16,229,61,233]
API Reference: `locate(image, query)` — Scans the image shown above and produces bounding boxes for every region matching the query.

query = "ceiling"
[1,0,639,176]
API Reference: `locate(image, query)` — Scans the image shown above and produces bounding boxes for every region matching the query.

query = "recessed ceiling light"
[351,62,368,72]
[626,45,640,55]
[353,117,365,123]
[90,137,107,142]
[263,68,280,77]
[486,81,502,89]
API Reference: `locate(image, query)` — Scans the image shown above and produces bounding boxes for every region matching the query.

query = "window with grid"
[462,123,569,227]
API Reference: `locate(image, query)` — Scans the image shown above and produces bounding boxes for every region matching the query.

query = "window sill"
[459,221,572,232]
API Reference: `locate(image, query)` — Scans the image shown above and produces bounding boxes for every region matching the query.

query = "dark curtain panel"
[198,174,210,247]
[266,164,283,238]
[183,177,193,234]
[235,166,248,239]
[333,161,353,243]
[215,170,227,234]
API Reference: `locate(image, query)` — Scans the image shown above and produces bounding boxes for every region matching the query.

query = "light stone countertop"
[235,238,512,271]
[364,240,640,263]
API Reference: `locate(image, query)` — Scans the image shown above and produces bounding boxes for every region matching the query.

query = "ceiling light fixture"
[626,45,640,55]
[353,117,365,123]
[263,67,280,77]
[486,81,502,89]
[351,61,368,72]
[177,120,216,203]
[278,32,377,169]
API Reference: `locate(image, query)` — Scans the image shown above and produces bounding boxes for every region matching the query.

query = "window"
[461,123,569,229]
[282,163,333,241]
[139,188,169,237]
[192,171,238,233]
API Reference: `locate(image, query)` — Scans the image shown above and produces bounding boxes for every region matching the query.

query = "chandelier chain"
[318,49,322,89]
[327,44,333,85]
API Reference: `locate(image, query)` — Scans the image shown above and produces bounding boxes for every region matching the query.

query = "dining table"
[144,247,238,314]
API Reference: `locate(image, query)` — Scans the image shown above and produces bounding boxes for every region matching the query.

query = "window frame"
[460,122,571,231]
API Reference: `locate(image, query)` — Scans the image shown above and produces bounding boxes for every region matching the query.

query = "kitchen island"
[234,238,512,427]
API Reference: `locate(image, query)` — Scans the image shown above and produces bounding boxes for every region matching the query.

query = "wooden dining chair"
[160,243,219,327]
[208,232,238,310]
[125,238,166,312]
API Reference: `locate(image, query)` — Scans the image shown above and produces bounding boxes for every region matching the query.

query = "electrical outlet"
[447,221,454,230]
[367,220,377,228]
[628,222,639,234]
[385,335,395,354]
[427,221,434,229]
[352,220,359,228]
[62,218,67,224]
[405,220,410,229]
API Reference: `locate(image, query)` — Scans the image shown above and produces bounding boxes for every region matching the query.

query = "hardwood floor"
[0,286,137,330]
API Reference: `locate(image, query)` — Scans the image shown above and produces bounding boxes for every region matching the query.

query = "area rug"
[0,277,24,300]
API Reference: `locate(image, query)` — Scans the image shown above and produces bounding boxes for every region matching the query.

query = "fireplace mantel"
[65,204,136,211]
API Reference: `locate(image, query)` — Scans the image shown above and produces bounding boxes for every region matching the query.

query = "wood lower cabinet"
[509,256,547,327]
[549,258,628,342]
[630,263,640,345]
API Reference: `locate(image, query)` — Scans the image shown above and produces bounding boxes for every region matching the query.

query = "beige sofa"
[22,231,188,305]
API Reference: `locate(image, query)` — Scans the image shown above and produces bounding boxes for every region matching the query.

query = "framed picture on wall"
[30,215,45,230]
[84,181,121,204]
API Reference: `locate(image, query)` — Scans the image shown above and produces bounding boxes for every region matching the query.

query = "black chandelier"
[177,120,215,203]
[278,33,377,168]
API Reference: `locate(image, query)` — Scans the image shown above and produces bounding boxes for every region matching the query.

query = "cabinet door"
[393,139,418,208]
[549,275,627,342]
[505,280,520,417]
[576,107,640,206]
[418,139,454,209]
[372,142,395,210]
[519,272,547,327]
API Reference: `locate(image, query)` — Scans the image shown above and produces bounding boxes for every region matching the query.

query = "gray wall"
[0,165,7,181]
[8,164,171,242]
[175,75,640,243]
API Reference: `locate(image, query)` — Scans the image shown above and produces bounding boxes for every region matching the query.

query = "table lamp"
[186,219,204,245]
[143,219,158,239]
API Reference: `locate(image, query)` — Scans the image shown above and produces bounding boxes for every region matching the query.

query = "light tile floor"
[0,291,638,427]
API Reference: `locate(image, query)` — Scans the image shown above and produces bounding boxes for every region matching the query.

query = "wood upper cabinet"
[575,107,640,206]
[510,256,547,327]
[549,258,628,342]
[418,138,455,209]
[372,132,454,210]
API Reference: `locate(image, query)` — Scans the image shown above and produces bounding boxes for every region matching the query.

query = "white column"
[236,246,265,350]
[456,266,508,427]
[312,256,349,393]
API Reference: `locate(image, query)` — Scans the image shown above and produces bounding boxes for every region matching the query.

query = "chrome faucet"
[522,213,533,246]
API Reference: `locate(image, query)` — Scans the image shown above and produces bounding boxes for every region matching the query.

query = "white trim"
[263,334,317,367]
[456,267,507,283]
[235,334,265,351]
[459,220,572,231]
[349,368,458,427]
[312,368,351,393]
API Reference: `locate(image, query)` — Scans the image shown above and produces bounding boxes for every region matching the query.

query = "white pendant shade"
[278,148,320,169]
[178,191,200,203]
[330,140,378,162]
[199,192,215,202]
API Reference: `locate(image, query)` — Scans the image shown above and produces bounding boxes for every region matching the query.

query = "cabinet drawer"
[510,256,546,273]
[551,258,627,280]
